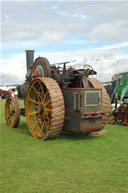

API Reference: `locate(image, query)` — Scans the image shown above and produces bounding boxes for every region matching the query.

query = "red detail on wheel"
[34,70,39,78]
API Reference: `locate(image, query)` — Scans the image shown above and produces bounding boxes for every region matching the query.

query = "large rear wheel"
[25,77,65,139]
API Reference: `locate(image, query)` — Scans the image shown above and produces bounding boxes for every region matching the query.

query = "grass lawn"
[0,99,128,193]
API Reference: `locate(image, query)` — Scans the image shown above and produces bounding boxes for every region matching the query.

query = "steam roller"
[5,50,110,140]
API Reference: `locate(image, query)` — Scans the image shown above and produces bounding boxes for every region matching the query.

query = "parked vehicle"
[0,89,12,99]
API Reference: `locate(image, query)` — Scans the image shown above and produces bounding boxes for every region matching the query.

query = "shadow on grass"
[18,122,31,136]
[14,121,98,141]
[57,130,102,141]
[15,121,128,142]
[7,112,101,142]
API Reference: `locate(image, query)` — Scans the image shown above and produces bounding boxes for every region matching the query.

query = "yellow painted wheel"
[5,97,20,128]
[25,77,65,140]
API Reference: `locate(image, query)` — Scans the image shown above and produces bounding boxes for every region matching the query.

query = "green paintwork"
[115,73,128,99]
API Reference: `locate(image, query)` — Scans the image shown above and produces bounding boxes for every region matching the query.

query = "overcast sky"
[1,0,128,85]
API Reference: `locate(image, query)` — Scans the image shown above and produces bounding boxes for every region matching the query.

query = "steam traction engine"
[5,50,110,140]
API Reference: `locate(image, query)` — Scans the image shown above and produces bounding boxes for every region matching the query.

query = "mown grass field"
[0,99,128,193]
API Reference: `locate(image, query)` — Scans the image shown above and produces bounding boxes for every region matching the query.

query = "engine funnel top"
[25,50,34,72]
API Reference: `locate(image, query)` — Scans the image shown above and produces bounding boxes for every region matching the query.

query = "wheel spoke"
[28,97,40,104]
[10,105,15,112]
[40,121,45,134]
[28,111,38,116]
[10,116,14,125]
[43,91,48,103]
[39,82,44,97]
[9,109,15,115]
[32,86,42,99]
[32,118,41,131]
[46,116,51,122]
[45,107,52,112]
[44,99,51,106]
[44,125,49,134]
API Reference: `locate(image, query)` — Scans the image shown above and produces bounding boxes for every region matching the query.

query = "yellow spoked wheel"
[25,77,65,140]
[5,97,20,128]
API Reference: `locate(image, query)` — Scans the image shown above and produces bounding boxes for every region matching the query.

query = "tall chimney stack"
[25,50,34,72]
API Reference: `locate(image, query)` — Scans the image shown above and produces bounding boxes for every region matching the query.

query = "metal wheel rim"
[32,57,51,78]
[5,97,20,128]
[25,77,65,140]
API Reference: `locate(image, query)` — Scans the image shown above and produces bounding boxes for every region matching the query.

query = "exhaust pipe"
[20,50,35,98]
[25,50,34,72]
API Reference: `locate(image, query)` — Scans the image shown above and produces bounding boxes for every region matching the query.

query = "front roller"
[25,77,65,140]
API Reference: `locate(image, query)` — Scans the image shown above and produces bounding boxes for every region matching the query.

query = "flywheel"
[25,77,65,140]
[32,57,51,78]
[5,97,20,128]
[88,78,110,128]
